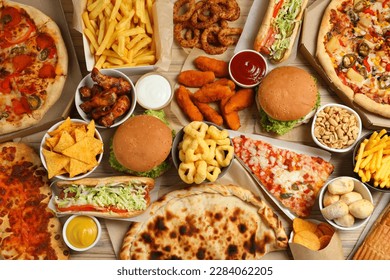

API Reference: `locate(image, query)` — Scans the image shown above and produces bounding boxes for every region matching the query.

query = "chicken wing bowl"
[75,68,136,129]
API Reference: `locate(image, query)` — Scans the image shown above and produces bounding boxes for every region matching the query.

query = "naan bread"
[120,184,288,260]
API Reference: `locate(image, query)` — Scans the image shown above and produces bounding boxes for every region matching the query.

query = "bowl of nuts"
[311,103,362,153]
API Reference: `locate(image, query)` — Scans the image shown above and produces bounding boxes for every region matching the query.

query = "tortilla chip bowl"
[40,118,104,181]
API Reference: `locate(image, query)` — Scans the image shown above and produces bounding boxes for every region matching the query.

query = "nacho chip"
[48,117,72,136]
[293,218,318,233]
[73,128,87,142]
[42,149,70,179]
[293,230,321,251]
[86,119,96,137]
[68,158,96,178]
[45,134,61,150]
[53,131,76,153]
[61,137,102,164]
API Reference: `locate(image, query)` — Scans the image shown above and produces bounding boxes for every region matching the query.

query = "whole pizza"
[0,0,68,135]
[0,142,69,259]
[120,184,288,260]
[317,0,390,118]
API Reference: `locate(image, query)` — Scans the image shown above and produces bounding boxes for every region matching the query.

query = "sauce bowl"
[228,49,268,88]
[62,215,101,252]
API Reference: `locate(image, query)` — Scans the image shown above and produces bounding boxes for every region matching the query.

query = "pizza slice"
[0,142,69,260]
[233,135,334,217]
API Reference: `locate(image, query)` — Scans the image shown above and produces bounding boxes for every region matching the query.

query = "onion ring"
[211,0,240,21]
[217,27,242,46]
[173,0,196,23]
[201,25,228,55]
[174,22,200,48]
[190,2,221,29]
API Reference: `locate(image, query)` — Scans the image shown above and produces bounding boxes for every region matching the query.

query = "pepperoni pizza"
[0,0,68,135]
[0,142,69,259]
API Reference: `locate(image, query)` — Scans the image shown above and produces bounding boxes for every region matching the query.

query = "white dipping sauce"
[136,74,172,110]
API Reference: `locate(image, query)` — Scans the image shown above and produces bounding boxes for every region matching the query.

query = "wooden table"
[15,0,389,260]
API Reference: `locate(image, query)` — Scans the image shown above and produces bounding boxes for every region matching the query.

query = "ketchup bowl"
[229,49,268,88]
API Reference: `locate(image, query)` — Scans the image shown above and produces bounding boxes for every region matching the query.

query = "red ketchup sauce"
[230,51,267,86]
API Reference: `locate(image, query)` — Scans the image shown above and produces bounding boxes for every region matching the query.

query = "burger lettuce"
[259,92,321,135]
[109,110,173,178]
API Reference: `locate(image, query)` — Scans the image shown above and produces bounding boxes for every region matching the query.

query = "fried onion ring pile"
[173,0,242,55]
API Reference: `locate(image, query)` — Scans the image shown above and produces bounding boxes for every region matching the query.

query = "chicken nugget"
[220,91,241,130]
[175,85,204,121]
[223,88,255,114]
[193,100,223,126]
[203,78,236,91]
[192,84,232,103]
[177,70,215,87]
[194,56,229,78]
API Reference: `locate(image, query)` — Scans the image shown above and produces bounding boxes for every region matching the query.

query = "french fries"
[354,129,390,188]
[82,0,156,69]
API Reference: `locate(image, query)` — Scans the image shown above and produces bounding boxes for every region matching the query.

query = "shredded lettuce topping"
[55,182,148,211]
[270,0,303,61]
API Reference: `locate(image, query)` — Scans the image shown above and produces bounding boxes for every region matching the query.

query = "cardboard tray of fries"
[72,0,172,75]
[299,0,390,129]
[0,0,82,143]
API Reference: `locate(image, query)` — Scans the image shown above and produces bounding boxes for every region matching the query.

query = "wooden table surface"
[14,0,389,260]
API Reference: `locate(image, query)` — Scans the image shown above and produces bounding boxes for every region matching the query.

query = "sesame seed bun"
[257,66,318,121]
[112,115,172,172]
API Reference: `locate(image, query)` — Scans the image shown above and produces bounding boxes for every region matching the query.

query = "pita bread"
[120,183,288,260]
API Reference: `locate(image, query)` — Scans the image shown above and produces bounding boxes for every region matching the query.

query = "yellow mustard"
[66,216,98,249]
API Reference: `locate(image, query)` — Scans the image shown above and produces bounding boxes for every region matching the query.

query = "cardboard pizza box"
[299,0,390,130]
[0,0,82,143]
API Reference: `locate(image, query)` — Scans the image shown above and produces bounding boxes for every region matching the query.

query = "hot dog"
[253,0,308,63]
[54,176,154,218]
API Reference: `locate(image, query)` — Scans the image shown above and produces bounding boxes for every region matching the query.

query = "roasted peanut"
[314,106,359,149]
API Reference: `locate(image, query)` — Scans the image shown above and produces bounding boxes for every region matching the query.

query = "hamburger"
[257,66,320,135]
[109,110,173,178]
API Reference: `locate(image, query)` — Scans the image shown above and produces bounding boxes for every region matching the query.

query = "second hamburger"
[257,66,320,135]
[109,110,173,178]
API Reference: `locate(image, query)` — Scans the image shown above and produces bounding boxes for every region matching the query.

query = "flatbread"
[120,183,288,260]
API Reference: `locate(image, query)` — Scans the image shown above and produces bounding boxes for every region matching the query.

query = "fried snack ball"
[223,88,255,114]
[175,85,204,121]
[177,70,215,87]
[194,56,229,78]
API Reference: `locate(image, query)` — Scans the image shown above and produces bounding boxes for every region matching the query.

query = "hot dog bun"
[253,0,309,63]
[54,176,154,218]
